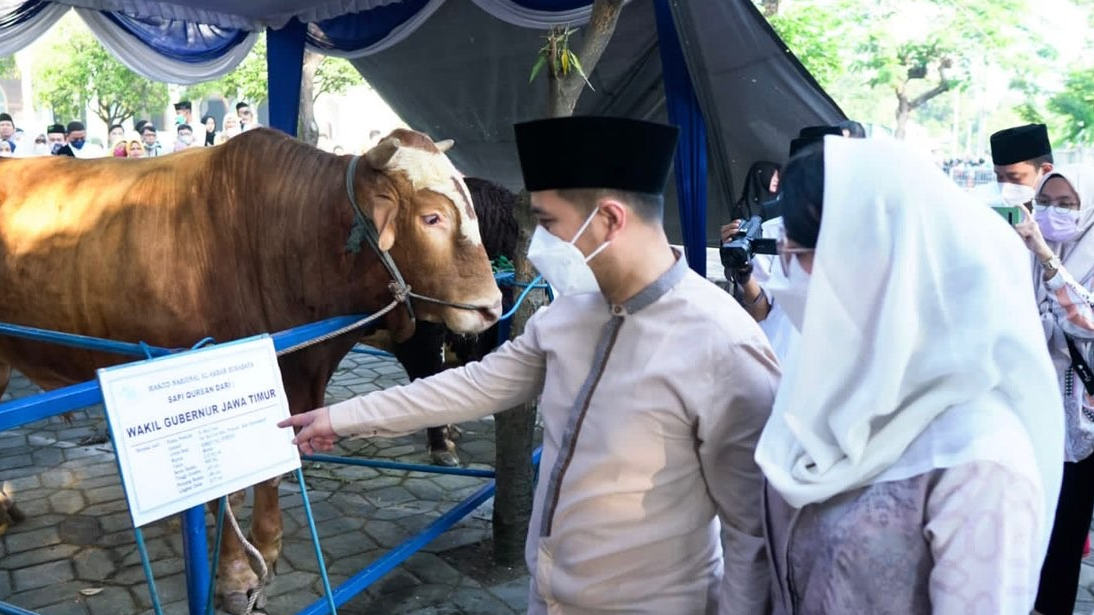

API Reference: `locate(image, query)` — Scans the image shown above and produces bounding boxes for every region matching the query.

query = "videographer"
[721,127,844,358]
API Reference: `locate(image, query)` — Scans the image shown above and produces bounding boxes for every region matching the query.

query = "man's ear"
[1041,161,1055,175]
[596,198,628,242]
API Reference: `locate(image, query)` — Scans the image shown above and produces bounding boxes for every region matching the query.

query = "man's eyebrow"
[531,206,550,217]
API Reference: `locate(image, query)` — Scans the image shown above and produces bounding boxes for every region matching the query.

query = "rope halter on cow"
[342,154,496,320]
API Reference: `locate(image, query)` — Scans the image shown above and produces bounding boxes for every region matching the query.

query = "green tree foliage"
[0,56,16,79]
[185,36,362,107]
[764,0,855,91]
[757,0,1053,142]
[313,55,363,101]
[1049,66,1094,145]
[852,0,1040,139]
[34,19,168,126]
[183,37,268,104]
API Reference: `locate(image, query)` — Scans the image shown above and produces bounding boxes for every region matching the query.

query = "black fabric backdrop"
[349,0,844,246]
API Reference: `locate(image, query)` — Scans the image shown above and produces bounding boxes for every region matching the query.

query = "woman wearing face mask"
[756,137,1063,614]
[1012,165,1094,615]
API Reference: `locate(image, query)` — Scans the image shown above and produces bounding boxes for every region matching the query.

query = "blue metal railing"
[0,268,551,615]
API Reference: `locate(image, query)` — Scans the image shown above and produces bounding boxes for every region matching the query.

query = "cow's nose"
[480,300,502,325]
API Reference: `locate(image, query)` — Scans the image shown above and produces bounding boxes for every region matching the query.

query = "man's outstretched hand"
[278,407,337,455]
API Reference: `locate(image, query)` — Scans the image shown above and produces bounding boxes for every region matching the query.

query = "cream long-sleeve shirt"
[328,254,780,614]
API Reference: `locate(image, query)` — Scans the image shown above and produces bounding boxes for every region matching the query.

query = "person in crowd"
[173,101,205,147]
[0,140,12,157]
[108,124,125,149]
[202,115,217,146]
[991,123,1054,207]
[53,121,104,158]
[734,161,781,220]
[838,119,867,138]
[280,116,780,615]
[756,136,1062,614]
[140,124,163,157]
[236,102,259,131]
[30,134,48,156]
[45,123,66,154]
[126,138,145,158]
[720,125,841,358]
[1013,164,1094,615]
[215,114,241,144]
[174,124,195,152]
[0,113,13,143]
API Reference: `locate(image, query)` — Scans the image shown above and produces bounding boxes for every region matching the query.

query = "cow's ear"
[366,191,398,252]
[365,138,400,169]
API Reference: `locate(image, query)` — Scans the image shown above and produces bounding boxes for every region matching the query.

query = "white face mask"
[526,207,610,296]
[999,182,1036,207]
[765,255,811,331]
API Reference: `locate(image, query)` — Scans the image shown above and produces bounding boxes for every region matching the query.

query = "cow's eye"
[422,214,441,226]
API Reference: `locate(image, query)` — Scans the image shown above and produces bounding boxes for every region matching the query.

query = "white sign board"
[98,335,300,527]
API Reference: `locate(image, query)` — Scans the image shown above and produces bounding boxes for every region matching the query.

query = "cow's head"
[356,129,502,336]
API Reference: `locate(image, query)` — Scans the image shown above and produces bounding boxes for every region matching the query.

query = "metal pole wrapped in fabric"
[266,17,307,137]
[653,0,708,277]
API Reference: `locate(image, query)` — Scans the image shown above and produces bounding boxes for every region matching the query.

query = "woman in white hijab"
[756,136,1063,614]
[1013,164,1094,615]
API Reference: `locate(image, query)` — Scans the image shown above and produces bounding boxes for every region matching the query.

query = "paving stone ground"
[5,311,1094,615]
[1,352,537,615]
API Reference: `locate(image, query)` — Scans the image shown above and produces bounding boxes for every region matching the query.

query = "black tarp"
[350,0,844,246]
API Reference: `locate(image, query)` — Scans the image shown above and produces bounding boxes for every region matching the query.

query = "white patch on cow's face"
[386,146,482,245]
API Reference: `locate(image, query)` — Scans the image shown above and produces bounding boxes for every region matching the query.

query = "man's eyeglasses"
[776,230,815,276]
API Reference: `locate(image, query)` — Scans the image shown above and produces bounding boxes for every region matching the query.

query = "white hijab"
[1034,164,1094,305]
[755,137,1063,549]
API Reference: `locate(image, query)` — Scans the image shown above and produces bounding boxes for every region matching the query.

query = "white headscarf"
[755,137,1063,550]
[1034,164,1094,304]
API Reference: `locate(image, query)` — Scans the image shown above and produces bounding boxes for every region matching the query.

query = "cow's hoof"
[430,448,460,467]
[221,587,267,615]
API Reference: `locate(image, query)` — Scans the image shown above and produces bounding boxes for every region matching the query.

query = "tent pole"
[266,18,307,137]
[653,0,709,278]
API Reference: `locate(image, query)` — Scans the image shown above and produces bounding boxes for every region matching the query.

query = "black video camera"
[720,214,778,271]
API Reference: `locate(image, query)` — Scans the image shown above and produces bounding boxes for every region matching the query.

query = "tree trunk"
[299,50,323,145]
[894,90,910,140]
[492,0,625,567]
[492,191,543,566]
[546,0,624,118]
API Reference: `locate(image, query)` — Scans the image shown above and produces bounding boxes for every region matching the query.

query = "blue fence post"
[182,505,211,615]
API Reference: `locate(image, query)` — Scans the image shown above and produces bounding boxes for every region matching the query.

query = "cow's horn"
[365,137,401,169]
[435,139,454,153]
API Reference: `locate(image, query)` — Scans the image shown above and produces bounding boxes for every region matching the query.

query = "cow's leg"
[391,322,461,467]
[211,490,265,615]
[427,425,459,467]
[0,481,25,536]
[249,476,282,576]
[0,361,10,398]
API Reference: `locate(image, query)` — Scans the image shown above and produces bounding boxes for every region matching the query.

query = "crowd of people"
[271,114,1093,614]
[0,100,262,160]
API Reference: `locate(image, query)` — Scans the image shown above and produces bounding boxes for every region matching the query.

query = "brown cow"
[0,128,501,612]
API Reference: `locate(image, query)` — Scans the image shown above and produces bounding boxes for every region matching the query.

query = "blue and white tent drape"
[0,0,615,81]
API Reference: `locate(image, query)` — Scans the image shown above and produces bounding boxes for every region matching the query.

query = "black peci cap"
[514,116,679,194]
[990,123,1052,166]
